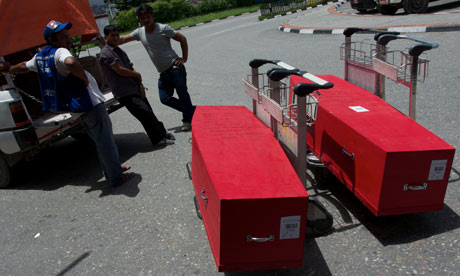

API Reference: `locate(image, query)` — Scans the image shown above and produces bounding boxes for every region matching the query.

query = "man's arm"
[119,35,135,45]
[110,63,145,98]
[110,63,142,82]
[172,32,188,66]
[64,57,89,86]
[0,61,31,74]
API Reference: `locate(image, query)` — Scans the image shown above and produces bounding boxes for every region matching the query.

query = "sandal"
[121,165,131,172]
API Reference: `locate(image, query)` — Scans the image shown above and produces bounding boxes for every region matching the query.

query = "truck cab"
[351,0,434,14]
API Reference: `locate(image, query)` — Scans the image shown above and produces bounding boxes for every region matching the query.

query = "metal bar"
[409,56,419,120]
[375,43,386,100]
[297,96,307,186]
[344,36,351,81]
[269,79,280,138]
[251,67,259,115]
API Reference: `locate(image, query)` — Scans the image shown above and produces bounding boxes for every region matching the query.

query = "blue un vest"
[36,46,94,112]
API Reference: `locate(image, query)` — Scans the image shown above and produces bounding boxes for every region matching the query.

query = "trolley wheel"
[309,166,334,188]
[193,196,203,220]
[306,198,334,235]
[403,0,428,14]
[378,5,398,15]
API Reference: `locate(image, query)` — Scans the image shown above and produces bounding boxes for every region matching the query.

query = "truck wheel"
[403,0,428,13]
[0,153,11,188]
[379,5,399,15]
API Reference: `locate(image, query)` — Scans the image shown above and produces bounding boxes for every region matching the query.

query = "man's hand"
[139,84,146,100]
[174,58,187,67]
[111,63,142,82]
[0,61,11,73]
[134,70,142,82]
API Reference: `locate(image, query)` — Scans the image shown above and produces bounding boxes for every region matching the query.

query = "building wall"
[89,0,107,15]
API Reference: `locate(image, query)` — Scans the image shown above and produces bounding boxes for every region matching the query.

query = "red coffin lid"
[290,74,455,152]
[192,106,308,200]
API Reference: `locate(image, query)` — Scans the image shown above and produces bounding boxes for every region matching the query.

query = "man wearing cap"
[0,20,132,187]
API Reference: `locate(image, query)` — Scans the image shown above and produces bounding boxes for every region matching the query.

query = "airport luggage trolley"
[340,27,438,120]
[242,59,337,234]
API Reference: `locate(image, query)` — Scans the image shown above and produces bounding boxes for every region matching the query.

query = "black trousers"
[118,94,166,145]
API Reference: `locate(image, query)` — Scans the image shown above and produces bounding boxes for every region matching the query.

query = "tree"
[105,0,152,11]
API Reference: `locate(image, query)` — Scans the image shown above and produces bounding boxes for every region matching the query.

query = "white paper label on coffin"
[280,216,301,239]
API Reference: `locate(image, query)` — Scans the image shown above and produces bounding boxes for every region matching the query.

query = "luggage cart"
[243,59,335,234]
[340,27,438,120]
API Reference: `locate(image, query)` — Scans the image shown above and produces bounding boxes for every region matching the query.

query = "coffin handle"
[247,234,275,242]
[200,189,208,202]
[342,146,355,160]
[403,183,427,191]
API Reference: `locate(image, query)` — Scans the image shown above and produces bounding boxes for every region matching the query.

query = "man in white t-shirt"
[0,20,132,188]
[119,4,196,132]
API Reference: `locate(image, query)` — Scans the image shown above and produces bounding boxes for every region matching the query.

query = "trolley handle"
[267,68,303,81]
[343,27,400,38]
[294,82,333,97]
[377,34,439,57]
[267,68,333,88]
[249,59,280,68]
[249,59,298,70]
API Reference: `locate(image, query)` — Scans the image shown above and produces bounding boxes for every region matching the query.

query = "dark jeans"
[118,94,167,145]
[158,65,195,123]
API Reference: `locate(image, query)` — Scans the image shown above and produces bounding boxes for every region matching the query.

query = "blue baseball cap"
[43,20,72,41]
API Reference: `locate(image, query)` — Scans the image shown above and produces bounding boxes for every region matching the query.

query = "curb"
[279,24,460,35]
[279,1,460,34]
[261,0,342,21]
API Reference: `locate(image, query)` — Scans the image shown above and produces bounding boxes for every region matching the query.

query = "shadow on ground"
[306,168,460,246]
[8,132,161,197]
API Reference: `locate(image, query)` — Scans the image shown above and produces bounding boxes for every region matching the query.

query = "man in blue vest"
[0,20,132,188]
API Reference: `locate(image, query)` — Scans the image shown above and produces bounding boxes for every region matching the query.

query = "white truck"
[0,0,120,188]
[351,0,437,14]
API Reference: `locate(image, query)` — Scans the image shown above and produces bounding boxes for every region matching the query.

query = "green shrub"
[171,0,197,19]
[151,1,174,23]
[197,0,231,14]
[113,8,138,32]
[234,0,258,7]
[112,0,256,29]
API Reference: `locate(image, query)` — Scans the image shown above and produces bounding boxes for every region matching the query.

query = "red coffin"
[290,75,455,216]
[191,106,309,272]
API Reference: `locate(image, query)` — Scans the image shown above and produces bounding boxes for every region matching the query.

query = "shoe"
[113,173,135,188]
[182,122,192,132]
[121,164,131,173]
[165,132,176,140]
[154,138,175,147]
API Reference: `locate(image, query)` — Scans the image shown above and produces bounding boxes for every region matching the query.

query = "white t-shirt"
[26,48,105,106]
